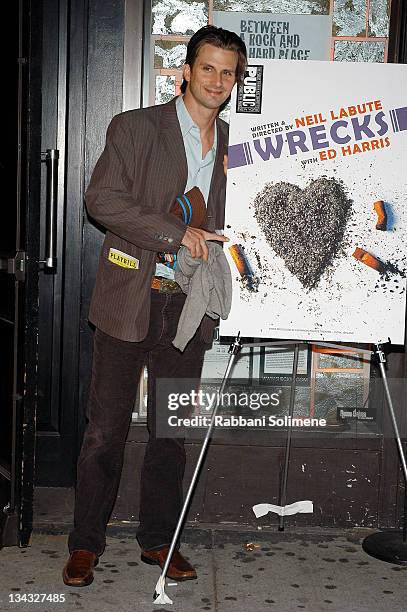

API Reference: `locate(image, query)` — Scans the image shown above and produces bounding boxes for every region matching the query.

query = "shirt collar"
[176,95,197,138]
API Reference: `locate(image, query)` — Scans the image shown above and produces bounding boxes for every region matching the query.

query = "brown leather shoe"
[62,550,98,587]
[141,546,197,581]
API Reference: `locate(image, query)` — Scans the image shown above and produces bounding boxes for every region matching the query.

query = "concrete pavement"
[1,528,407,611]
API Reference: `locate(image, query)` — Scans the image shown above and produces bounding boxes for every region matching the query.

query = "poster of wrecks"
[222,60,407,344]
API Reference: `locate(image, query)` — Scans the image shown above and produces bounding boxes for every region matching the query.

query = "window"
[147,0,392,106]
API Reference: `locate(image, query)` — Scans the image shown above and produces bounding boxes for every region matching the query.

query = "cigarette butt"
[374,200,387,231]
[353,247,385,273]
[244,542,261,551]
[167,582,177,587]
[229,244,252,276]
[228,244,260,291]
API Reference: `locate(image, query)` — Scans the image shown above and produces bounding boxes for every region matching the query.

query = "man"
[63,25,247,587]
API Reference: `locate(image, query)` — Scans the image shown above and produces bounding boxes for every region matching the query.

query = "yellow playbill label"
[108,248,139,270]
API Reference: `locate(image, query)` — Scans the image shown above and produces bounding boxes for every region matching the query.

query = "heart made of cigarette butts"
[253,177,352,290]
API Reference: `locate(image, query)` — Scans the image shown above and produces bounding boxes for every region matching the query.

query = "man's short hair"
[180,25,247,94]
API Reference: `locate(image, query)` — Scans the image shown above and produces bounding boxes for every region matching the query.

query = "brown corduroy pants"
[68,289,210,555]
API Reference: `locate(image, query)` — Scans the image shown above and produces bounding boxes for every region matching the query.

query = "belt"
[151,276,183,294]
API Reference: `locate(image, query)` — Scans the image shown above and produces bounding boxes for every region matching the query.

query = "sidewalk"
[1,528,407,611]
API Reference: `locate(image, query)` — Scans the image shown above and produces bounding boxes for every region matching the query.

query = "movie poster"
[221,60,407,344]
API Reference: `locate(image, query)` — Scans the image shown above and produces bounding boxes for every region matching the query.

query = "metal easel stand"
[362,342,407,565]
[153,336,407,603]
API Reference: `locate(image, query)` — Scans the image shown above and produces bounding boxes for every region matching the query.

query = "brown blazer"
[85,98,228,342]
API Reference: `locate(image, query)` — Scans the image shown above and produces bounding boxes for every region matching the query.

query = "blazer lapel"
[161,99,188,191]
[206,119,228,231]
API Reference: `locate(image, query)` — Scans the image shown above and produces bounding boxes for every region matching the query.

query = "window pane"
[318,353,364,369]
[155,75,176,104]
[213,0,329,14]
[315,372,365,418]
[154,41,188,69]
[152,0,208,35]
[333,0,366,36]
[368,0,391,37]
[334,40,385,62]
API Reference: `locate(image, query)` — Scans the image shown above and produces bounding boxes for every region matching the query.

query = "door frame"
[34,0,89,487]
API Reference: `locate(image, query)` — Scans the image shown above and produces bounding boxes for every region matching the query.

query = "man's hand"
[181,227,229,261]
[223,154,228,176]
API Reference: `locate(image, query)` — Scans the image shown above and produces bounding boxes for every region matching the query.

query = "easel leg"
[279,344,300,531]
[153,335,242,603]
[375,344,407,483]
[362,342,407,564]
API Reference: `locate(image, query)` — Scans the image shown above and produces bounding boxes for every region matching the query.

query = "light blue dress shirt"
[156,96,218,279]
[176,95,217,203]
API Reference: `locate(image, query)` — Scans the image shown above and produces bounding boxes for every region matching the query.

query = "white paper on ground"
[153,575,173,605]
[253,500,313,518]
